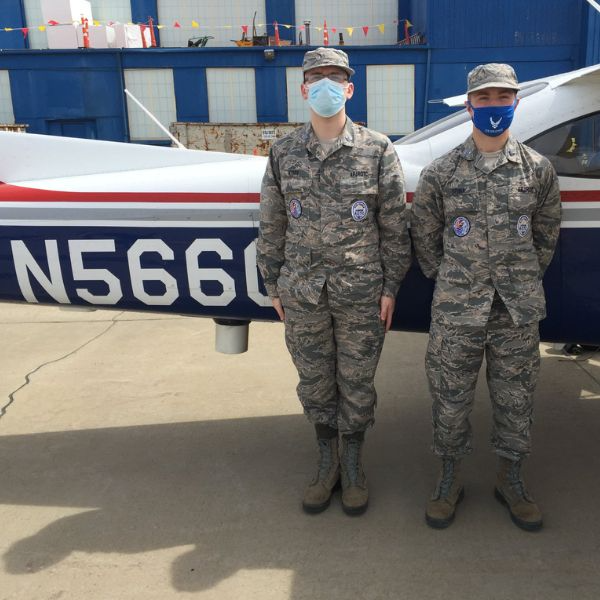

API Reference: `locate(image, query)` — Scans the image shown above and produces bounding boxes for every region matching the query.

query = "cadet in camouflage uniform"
[411,64,561,531]
[257,48,411,516]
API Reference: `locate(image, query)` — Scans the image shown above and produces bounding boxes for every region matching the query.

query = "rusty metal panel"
[170,122,303,155]
[0,124,27,132]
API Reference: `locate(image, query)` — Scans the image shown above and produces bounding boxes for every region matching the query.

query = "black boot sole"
[302,478,341,514]
[342,499,368,516]
[425,486,465,529]
[494,487,543,532]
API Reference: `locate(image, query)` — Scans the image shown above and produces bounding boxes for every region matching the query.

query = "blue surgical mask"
[468,100,517,137]
[307,78,347,118]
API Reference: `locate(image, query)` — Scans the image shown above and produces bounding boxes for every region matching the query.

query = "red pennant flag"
[299,25,305,31]
[241,24,248,34]
[273,21,280,46]
[362,26,369,37]
[323,20,329,46]
[331,27,337,33]
[21,28,29,38]
[173,21,181,28]
[47,20,59,26]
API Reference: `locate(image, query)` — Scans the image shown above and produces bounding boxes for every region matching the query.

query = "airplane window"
[527,112,600,178]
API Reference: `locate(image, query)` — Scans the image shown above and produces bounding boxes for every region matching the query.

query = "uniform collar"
[304,117,356,159]
[459,135,522,165]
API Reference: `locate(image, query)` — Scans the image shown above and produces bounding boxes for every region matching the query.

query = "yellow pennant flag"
[93,20,100,26]
[191,20,199,28]
[38,25,46,31]
[4,28,14,31]
[378,23,385,34]
[315,26,322,32]
[406,19,413,28]
[346,27,354,37]
[157,24,165,29]
[283,24,292,29]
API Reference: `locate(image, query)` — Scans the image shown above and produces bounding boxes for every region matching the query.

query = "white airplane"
[0,63,598,350]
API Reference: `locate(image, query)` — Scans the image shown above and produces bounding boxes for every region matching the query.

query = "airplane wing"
[441,63,600,106]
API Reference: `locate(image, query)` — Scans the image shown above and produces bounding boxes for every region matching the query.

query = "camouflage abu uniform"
[412,119,561,460]
[257,118,410,434]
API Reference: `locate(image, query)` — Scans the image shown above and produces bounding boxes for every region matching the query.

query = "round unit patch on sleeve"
[351,200,368,222]
[517,214,530,237]
[289,198,302,219]
[452,216,471,237]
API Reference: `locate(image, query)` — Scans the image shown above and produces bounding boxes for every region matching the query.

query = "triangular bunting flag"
[48,20,59,26]
[21,28,28,38]
[362,26,369,36]
[283,24,292,29]
[331,27,337,33]
[191,20,199,28]
[241,25,248,34]
[38,25,46,32]
[346,27,354,37]
[93,20,100,26]
[4,28,14,32]
[173,21,181,28]
[157,25,165,29]
[378,23,385,34]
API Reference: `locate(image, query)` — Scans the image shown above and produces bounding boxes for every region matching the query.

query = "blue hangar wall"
[0,0,596,142]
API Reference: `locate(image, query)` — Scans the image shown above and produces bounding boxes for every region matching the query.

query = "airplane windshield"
[395,110,470,145]
[396,82,548,146]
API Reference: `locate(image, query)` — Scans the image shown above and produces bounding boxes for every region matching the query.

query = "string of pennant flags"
[0,17,413,42]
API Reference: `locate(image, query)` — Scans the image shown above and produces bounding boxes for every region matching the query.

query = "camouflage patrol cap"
[302,47,355,77]
[467,63,520,94]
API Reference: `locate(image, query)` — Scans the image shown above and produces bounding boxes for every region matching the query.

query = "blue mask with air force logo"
[307,78,347,118]
[468,100,517,137]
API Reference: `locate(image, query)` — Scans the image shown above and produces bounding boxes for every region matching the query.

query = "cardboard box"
[41,0,93,25]
[112,23,144,48]
[46,23,79,49]
[87,25,116,48]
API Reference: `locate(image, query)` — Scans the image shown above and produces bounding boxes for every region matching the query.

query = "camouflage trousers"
[281,282,385,434]
[425,293,540,461]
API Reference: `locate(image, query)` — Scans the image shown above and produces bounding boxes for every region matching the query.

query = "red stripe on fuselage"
[0,184,596,204]
[0,183,260,203]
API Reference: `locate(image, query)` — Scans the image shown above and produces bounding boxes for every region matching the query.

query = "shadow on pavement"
[1,351,600,599]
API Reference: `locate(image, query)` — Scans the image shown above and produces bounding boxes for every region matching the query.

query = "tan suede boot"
[425,457,464,529]
[495,457,543,531]
[340,436,368,516]
[302,437,340,514]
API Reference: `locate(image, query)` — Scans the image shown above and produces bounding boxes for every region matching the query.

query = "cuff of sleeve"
[382,281,399,298]
[264,282,278,298]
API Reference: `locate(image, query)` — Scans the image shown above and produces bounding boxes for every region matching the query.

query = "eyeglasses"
[304,73,349,84]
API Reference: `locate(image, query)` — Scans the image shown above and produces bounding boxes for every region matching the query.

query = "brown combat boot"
[425,457,464,529]
[340,434,368,516]
[494,457,543,531]
[302,436,340,514]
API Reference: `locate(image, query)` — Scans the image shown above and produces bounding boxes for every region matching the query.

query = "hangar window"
[157,0,266,47]
[295,0,398,46]
[22,0,45,48]
[286,68,310,123]
[527,112,600,179]
[89,1,132,25]
[207,68,257,123]
[0,71,15,124]
[124,69,177,141]
[367,65,414,136]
